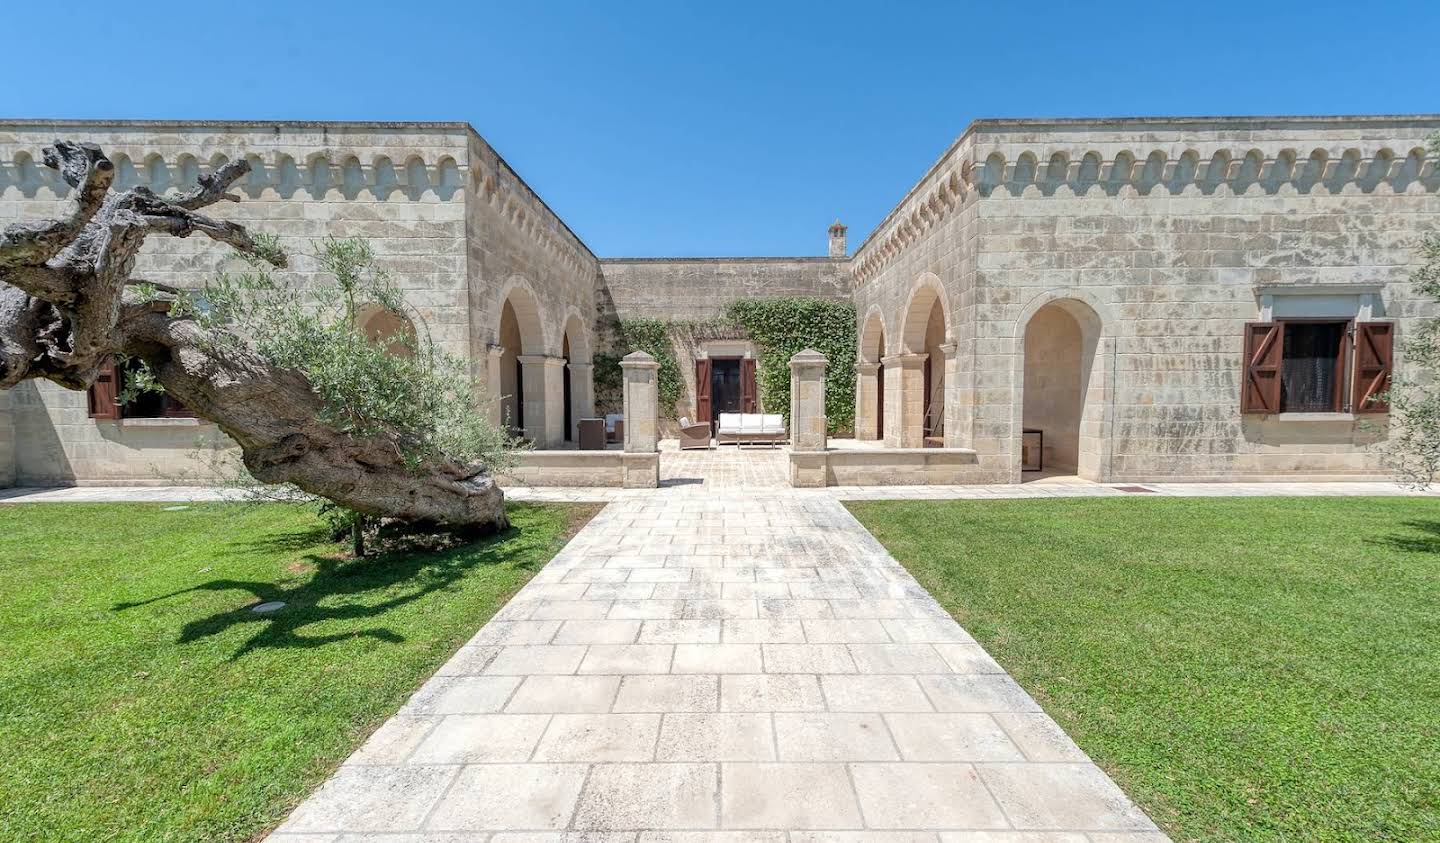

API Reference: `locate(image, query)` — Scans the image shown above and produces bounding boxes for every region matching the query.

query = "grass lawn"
[847,496,1440,842]
[0,500,596,842]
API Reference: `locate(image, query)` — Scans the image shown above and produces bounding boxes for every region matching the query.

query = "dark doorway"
[514,358,524,434]
[562,335,573,442]
[711,358,743,415]
[877,362,884,437]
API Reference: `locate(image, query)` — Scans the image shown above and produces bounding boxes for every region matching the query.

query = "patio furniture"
[677,416,713,450]
[716,412,786,447]
[605,414,625,444]
[577,417,606,450]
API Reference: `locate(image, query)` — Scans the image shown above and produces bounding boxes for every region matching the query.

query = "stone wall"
[599,256,851,424]
[0,119,598,483]
[600,257,850,322]
[856,115,1440,482]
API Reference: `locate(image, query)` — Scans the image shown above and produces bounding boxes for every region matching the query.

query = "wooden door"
[695,358,713,424]
[741,357,757,413]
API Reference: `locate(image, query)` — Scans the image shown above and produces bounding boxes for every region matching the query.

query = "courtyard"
[3,470,1437,841]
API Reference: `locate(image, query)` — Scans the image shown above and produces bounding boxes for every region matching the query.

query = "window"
[1242,321,1392,415]
[87,358,194,420]
[1281,321,1347,412]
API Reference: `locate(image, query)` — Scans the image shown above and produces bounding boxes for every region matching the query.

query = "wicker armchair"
[677,417,713,450]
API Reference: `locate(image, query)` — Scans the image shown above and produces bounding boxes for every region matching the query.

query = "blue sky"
[2,1,1437,257]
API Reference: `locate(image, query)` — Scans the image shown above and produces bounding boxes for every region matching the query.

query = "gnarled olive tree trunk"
[0,142,506,533]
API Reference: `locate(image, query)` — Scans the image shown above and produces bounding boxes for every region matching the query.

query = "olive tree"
[0,142,512,533]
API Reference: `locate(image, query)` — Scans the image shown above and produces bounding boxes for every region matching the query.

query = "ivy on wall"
[594,317,686,418]
[727,298,857,434]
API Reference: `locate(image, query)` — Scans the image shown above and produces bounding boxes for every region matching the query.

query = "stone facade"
[3,114,1438,486]
[0,120,599,484]
[853,115,1440,482]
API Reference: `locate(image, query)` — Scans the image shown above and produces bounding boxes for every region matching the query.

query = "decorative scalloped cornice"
[852,144,1440,287]
[0,148,596,275]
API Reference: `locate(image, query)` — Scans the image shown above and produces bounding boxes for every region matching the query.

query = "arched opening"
[358,305,416,358]
[495,287,543,439]
[900,281,949,447]
[561,313,593,444]
[858,311,887,441]
[498,300,524,434]
[1020,299,1103,479]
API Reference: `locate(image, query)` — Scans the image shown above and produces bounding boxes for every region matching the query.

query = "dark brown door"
[741,358,757,413]
[695,358,713,424]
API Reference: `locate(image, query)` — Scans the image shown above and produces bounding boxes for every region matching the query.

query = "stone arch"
[492,279,547,439]
[560,310,595,442]
[857,308,888,441]
[895,276,952,446]
[357,304,417,358]
[1011,290,1113,482]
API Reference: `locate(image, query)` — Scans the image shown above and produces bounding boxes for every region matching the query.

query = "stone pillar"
[519,355,566,447]
[620,350,660,453]
[883,353,928,448]
[485,344,506,428]
[619,351,661,488]
[567,362,595,442]
[855,362,880,441]
[789,349,828,452]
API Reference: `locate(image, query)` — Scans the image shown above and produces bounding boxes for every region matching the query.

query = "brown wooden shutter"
[1353,321,1393,413]
[88,358,121,420]
[741,357,757,413]
[1241,322,1282,414]
[695,358,712,424]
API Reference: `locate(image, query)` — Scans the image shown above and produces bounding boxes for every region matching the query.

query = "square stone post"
[619,351,660,488]
[855,361,880,440]
[883,353,928,448]
[567,362,595,442]
[789,350,828,488]
[789,349,828,452]
[519,354,566,447]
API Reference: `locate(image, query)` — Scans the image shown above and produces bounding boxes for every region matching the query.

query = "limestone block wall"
[964,116,1440,482]
[851,131,988,467]
[464,131,601,436]
[0,120,573,482]
[600,257,850,323]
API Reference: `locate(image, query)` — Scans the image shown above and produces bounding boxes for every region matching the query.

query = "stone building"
[1,114,1438,486]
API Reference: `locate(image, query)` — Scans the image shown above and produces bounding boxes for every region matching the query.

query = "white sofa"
[716,413,787,446]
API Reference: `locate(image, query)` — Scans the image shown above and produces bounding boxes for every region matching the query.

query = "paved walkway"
[261,487,1166,841]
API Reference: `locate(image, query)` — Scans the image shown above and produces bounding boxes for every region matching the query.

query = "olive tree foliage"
[1386,137,1440,487]
[0,143,513,534]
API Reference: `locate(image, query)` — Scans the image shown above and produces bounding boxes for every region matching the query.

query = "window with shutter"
[87,358,120,420]
[87,357,195,420]
[1353,322,1394,413]
[1241,322,1282,413]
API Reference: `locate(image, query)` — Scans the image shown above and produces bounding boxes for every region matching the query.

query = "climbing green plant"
[596,317,686,418]
[728,297,857,434]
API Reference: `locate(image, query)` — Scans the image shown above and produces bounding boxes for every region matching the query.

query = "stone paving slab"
[266,489,1172,840]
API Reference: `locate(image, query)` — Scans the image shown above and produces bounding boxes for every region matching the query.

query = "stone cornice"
[853,137,1440,287]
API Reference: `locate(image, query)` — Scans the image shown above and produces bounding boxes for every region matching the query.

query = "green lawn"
[846,496,1440,842]
[0,500,595,842]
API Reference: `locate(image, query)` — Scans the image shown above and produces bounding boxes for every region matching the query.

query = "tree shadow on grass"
[1365,520,1440,554]
[113,521,542,659]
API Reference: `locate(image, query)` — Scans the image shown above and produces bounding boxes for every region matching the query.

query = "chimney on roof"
[828,219,847,258]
